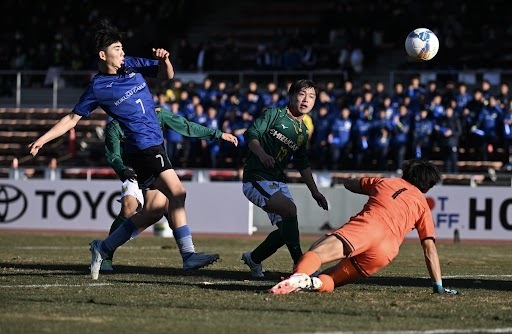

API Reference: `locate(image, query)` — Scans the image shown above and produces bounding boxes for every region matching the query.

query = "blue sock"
[101,218,139,256]
[173,225,195,261]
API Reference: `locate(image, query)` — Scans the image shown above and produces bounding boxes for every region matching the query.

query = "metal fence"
[0,69,348,109]
[388,69,512,91]
[2,68,512,109]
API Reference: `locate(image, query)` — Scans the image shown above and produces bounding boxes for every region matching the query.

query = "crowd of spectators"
[3,0,512,173]
[2,0,511,78]
[147,76,512,173]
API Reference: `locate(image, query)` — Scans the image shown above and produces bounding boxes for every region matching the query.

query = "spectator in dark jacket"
[328,107,353,170]
[370,109,392,170]
[412,108,434,160]
[473,95,503,161]
[502,101,512,167]
[435,107,462,173]
[311,106,332,169]
[353,107,372,170]
[391,105,412,172]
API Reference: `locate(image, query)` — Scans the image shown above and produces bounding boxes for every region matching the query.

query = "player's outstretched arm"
[159,110,236,146]
[343,178,364,194]
[220,133,238,146]
[29,112,82,156]
[422,238,458,294]
[300,167,328,210]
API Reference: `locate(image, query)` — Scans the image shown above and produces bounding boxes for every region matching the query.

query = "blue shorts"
[242,181,294,225]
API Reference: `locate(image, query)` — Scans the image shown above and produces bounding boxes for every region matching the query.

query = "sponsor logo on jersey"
[269,128,299,151]
[115,81,147,106]
[280,124,288,129]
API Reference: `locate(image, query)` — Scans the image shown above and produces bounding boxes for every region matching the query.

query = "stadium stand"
[2,0,512,186]
[0,107,108,169]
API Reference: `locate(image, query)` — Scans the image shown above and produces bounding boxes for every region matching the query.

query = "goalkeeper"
[270,159,458,295]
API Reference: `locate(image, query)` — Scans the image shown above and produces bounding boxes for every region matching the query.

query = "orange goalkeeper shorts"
[327,215,401,277]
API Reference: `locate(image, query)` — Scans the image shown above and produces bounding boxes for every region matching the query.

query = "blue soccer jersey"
[73,56,162,153]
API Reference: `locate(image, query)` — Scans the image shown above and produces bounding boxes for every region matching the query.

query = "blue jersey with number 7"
[72,56,162,153]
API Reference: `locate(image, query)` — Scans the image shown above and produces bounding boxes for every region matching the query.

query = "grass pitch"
[0,232,511,334]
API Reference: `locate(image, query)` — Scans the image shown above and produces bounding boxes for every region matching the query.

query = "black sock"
[279,216,302,264]
[250,229,285,264]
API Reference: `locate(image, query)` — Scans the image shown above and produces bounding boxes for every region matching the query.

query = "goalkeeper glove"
[432,280,458,294]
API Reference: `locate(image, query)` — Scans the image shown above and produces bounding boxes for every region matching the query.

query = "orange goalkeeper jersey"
[357,177,436,242]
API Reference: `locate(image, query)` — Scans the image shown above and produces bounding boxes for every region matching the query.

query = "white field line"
[421,274,512,279]
[304,329,512,334]
[0,280,255,289]
[0,283,113,288]
[5,276,511,291]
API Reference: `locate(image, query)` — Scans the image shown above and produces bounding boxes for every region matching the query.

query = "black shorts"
[125,143,173,190]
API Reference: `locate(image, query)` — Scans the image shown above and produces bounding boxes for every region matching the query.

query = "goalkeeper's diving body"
[270,159,459,295]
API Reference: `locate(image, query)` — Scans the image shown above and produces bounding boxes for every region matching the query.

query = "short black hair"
[402,159,442,193]
[90,19,124,54]
[288,79,319,98]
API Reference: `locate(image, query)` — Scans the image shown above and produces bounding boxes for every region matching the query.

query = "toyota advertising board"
[0,180,252,234]
[1,180,511,240]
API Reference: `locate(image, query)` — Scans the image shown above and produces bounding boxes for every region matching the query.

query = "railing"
[3,68,512,109]
[389,69,512,89]
[4,166,240,183]
[3,165,512,187]
[0,69,348,108]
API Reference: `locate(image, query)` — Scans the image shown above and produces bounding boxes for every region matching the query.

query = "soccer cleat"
[183,252,219,270]
[100,259,114,271]
[311,277,323,290]
[89,240,105,280]
[241,252,264,278]
[269,273,322,294]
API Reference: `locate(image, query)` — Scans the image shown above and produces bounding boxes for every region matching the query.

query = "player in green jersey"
[101,107,237,271]
[241,79,329,278]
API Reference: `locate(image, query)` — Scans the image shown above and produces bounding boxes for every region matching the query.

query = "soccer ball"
[404,28,439,61]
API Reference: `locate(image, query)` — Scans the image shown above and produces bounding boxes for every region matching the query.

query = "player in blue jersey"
[29,19,223,279]
[101,109,238,271]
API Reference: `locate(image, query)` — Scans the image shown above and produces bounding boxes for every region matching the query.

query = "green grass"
[1,232,512,334]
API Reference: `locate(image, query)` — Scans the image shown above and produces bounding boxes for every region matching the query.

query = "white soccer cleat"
[269,273,322,294]
[89,240,104,280]
[241,252,264,278]
[311,277,322,290]
[269,273,311,294]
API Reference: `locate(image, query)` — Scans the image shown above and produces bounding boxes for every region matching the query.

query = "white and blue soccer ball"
[405,28,439,61]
